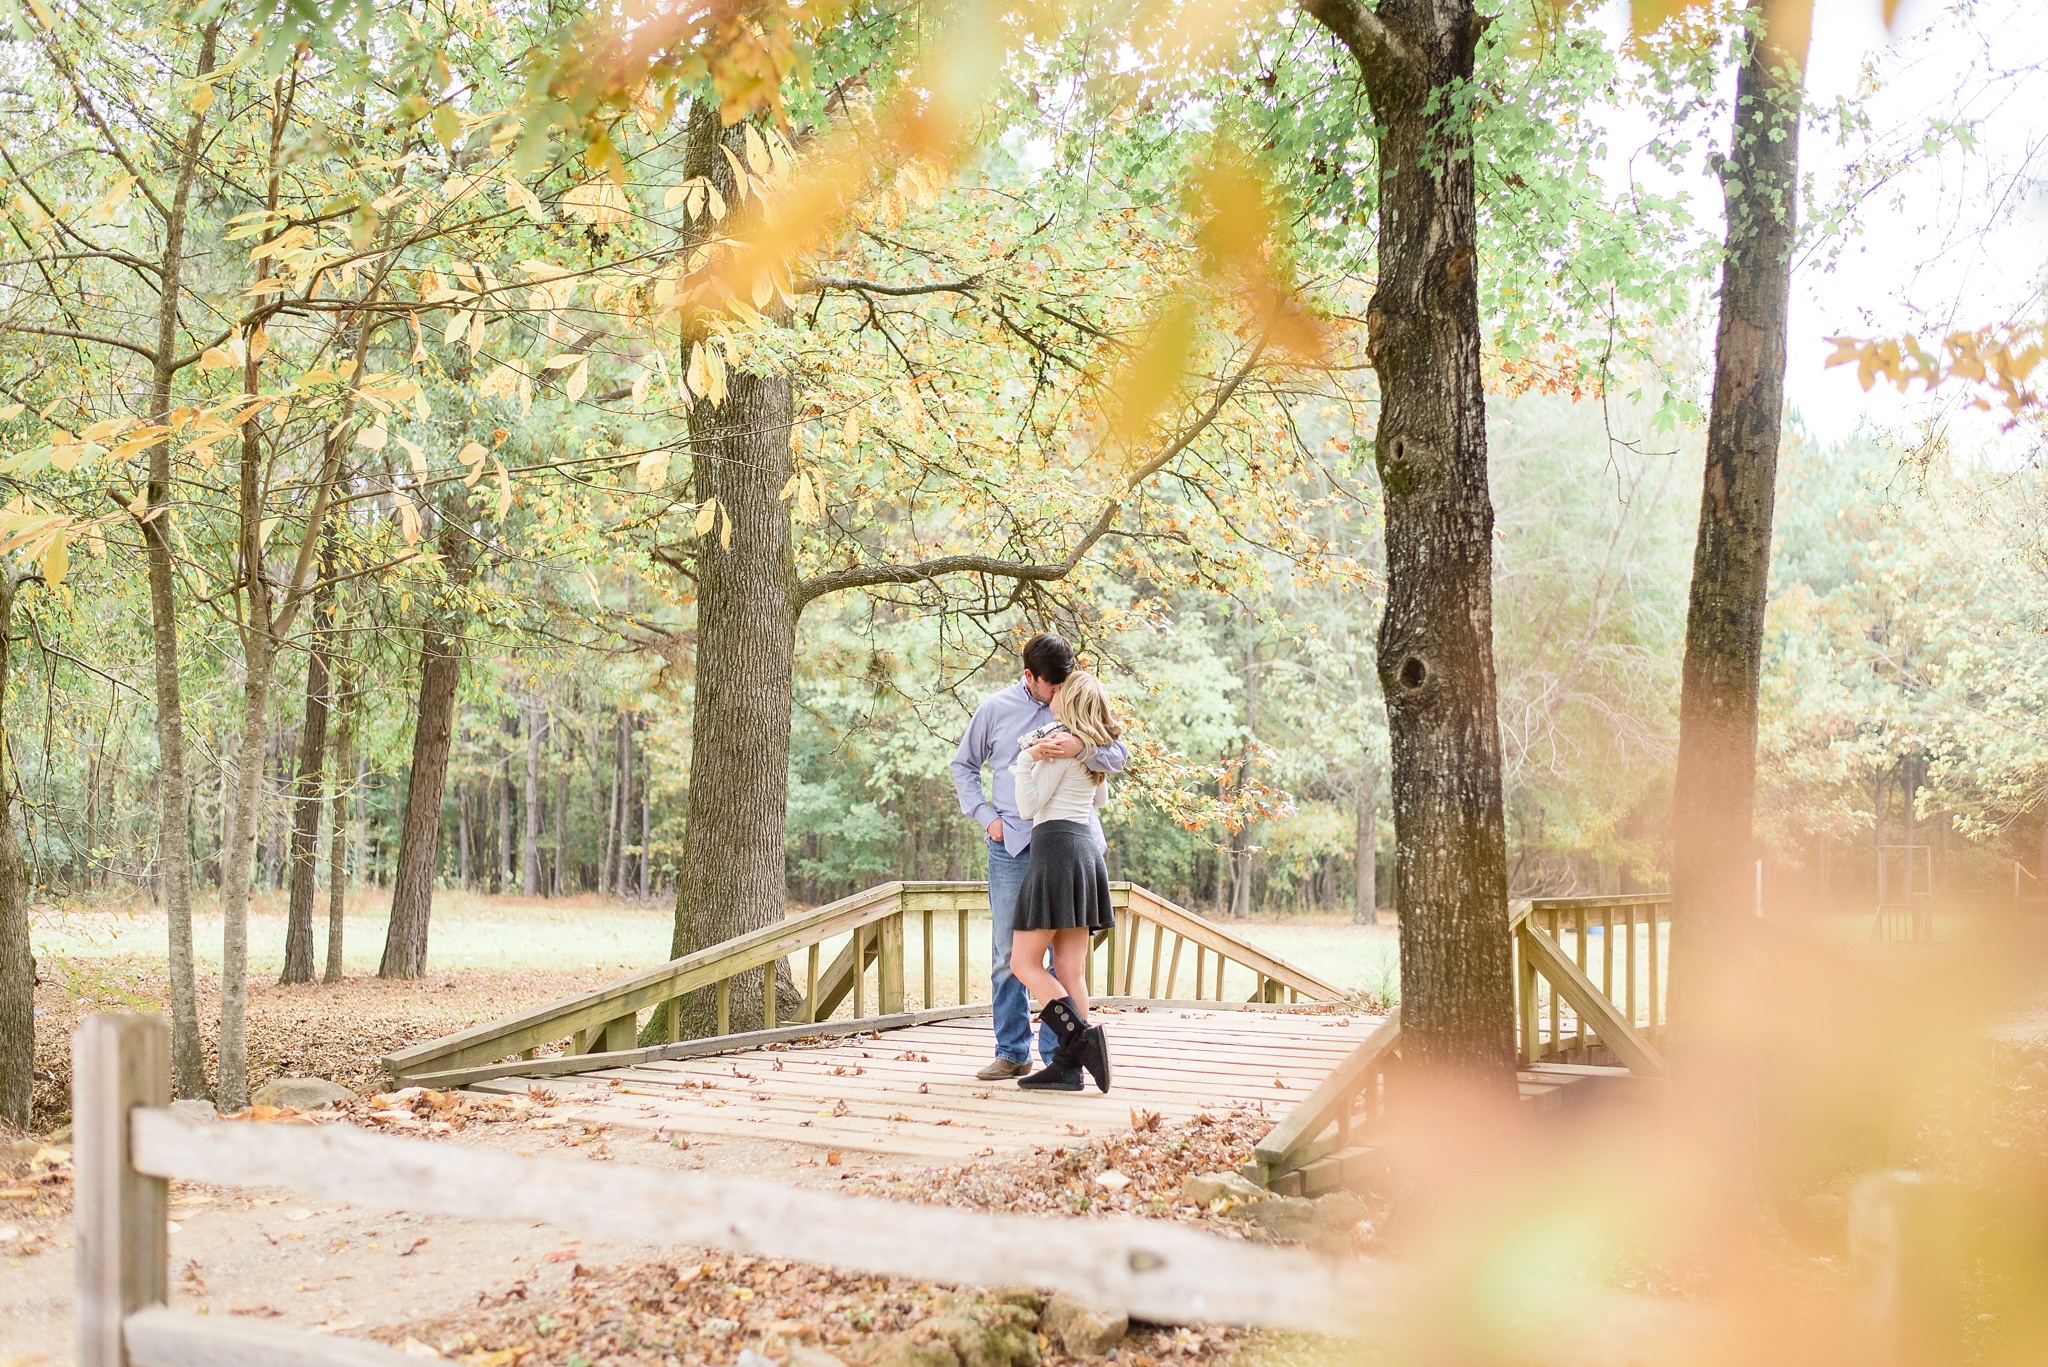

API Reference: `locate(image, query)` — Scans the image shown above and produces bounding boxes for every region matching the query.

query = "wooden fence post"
[75,1013,170,1367]
[876,912,906,1015]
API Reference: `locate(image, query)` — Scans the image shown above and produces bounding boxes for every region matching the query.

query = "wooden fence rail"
[384,881,1346,1089]
[77,1013,1391,1367]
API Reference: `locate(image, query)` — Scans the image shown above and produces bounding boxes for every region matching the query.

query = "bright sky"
[1602,0,2048,452]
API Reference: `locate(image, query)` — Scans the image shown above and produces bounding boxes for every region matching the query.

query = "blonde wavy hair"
[1052,671,1122,783]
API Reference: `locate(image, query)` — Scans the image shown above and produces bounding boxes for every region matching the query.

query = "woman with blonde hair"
[1005,670,1120,1092]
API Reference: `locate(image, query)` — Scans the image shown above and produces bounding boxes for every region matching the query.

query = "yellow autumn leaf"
[80,416,136,442]
[392,491,422,545]
[841,408,859,447]
[720,145,750,200]
[635,450,671,488]
[41,533,67,586]
[396,436,429,479]
[196,346,237,370]
[542,354,584,370]
[356,423,388,451]
[778,474,800,500]
[565,358,589,402]
[693,498,717,537]
[743,123,771,176]
[686,342,710,402]
[189,83,214,115]
[0,404,23,421]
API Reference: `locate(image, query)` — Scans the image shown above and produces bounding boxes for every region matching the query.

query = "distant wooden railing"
[1249,894,1670,1193]
[76,1015,1388,1367]
[1517,894,1668,1074]
[384,881,1345,1089]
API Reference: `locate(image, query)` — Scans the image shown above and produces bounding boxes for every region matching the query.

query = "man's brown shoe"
[976,1058,1030,1080]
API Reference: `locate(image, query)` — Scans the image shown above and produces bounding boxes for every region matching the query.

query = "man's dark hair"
[1021,632,1076,685]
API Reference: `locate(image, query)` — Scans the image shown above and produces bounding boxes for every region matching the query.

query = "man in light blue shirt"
[951,633,1127,1079]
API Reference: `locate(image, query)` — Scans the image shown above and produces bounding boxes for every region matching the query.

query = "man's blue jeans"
[988,839,1057,1064]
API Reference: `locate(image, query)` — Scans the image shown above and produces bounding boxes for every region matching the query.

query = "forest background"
[1,0,2044,1008]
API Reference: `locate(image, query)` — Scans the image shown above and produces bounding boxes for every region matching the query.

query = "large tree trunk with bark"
[666,365,804,1032]
[1668,0,1810,1028]
[0,574,34,1127]
[379,627,462,978]
[1311,0,1515,1084]
[658,105,808,1037]
[140,21,221,1101]
[379,509,472,979]
[280,556,334,984]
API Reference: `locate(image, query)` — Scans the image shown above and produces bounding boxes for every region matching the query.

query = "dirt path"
[3,1104,972,1365]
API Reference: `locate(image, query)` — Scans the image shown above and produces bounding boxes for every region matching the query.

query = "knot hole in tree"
[1397,655,1428,693]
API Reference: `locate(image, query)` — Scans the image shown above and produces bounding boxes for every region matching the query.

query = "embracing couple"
[950,633,1121,1094]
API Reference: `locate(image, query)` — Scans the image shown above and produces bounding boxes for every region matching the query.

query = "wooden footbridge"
[71,887,1677,1367]
[386,884,1672,1186]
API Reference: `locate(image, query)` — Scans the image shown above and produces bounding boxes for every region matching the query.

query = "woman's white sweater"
[1010,740,1110,825]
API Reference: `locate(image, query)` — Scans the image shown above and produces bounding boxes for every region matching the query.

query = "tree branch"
[799,274,984,298]
[1305,0,1419,77]
[1,321,158,364]
[795,337,1270,610]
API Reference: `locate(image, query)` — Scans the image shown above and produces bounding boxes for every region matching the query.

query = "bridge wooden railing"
[1518,894,1668,1074]
[384,880,1345,1089]
[1247,894,1669,1192]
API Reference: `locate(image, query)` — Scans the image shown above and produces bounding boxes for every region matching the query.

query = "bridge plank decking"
[468,1006,1388,1163]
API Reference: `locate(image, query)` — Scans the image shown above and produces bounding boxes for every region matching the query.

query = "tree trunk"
[280,552,334,985]
[598,720,616,895]
[553,719,568,896]
[216,370,293,1112]
[615,714,635,899]
[1354,758,1377,924]
[139,21,221,1101]
[657,105,808,1035]
[323,673,355,985]
[379,628,461,977]
[497,720,514,894]
[1668,0,1810,1026]
[1310,0,1514,1082]
[639,720,652,902]
[523,701,541,895]
[0,574,35,1127]
[379,508,471,978]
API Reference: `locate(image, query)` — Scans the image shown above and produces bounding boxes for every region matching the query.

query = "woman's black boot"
[1018,997,1086,1092]
[1079,1024,1111,1093]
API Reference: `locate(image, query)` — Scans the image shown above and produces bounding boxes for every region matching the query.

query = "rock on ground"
[1041,1292,1128,1358]
[251,1077,355,1110]
[1179,1171,1266,1206]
